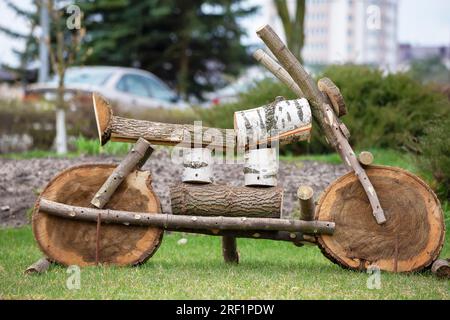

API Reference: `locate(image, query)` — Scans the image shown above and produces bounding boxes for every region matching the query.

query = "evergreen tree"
[76,0,258,98]
[0,0,40,86]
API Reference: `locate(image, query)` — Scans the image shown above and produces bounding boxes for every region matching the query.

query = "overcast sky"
[0,0,449,67]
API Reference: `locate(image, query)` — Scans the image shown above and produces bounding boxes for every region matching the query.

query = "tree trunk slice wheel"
[32,164,164,267]
[315,166,445,273]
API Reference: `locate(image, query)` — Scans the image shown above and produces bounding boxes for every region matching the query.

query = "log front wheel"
[32,164,164,267]
[315,166,445,272]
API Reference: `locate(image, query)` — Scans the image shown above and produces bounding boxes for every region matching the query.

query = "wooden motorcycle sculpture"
[32,25,445,273]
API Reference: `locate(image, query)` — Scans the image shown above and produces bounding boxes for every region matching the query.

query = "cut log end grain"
[317,78,347,117]
[32,164,163,267]
[358,151,374,166]
[92,93,113,146]
[431,259,450,279]
[315,166,445,273]
[24,257,51,275]
[297,185,314,200]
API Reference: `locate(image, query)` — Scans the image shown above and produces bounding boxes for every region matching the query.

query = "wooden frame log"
[175,228,316,245]
[25,257,51,274]
[38,198,335,235]
[170,183,283,218]
[222,236,239,263]
[93,93,235,150]
[253,49,304,98]
[297,186,315,221]
[90,137,153,208]
[256,25,386,225]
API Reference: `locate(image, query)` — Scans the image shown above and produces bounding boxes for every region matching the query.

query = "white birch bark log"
[234,98,311,149]
[182,148,213,184]
[244,148,278,187]
[55,108,67,154]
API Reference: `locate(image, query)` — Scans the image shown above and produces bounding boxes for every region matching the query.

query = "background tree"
[46,0,85,154]
[0,1,40,87]
[76,0,257,99]
[273,0,305,63]
[0,0,84,154]
[409,56,450,85]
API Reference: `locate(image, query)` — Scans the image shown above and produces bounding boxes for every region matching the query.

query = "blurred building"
[0,68,17,83]
[261,0,398,71]
[398,44,450,70]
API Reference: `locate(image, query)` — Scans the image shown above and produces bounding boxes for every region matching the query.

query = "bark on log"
[256,24,386,225]
[93,93,311,151]
[174,228,316,245]
[244,148,278,187]
[170,183,283,218]
[93,93,235,150]
[431,259,450,279]
[24,257,51,274]
[182,148,213,184]
[38,198,335,234]
[358,151,374,166]
[234,98,312,148]
[91,137,153,208]
[297,185,315,221]
[222,236,239,263]
[253,49,304,97]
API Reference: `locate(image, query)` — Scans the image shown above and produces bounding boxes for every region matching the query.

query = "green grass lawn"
[282,148,421,174]
[0,227,449,299]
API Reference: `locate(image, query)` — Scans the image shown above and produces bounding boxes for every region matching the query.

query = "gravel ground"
[0,149,347,228]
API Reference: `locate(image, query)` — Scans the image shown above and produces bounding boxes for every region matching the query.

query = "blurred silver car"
[25,66,189,111]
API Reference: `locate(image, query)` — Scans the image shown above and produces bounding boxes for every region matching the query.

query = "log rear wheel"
[32,164,163,267]
[316,166,445,272]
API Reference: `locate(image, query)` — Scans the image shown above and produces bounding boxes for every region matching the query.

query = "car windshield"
[116,73,177,102]
[49,69,112,86]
